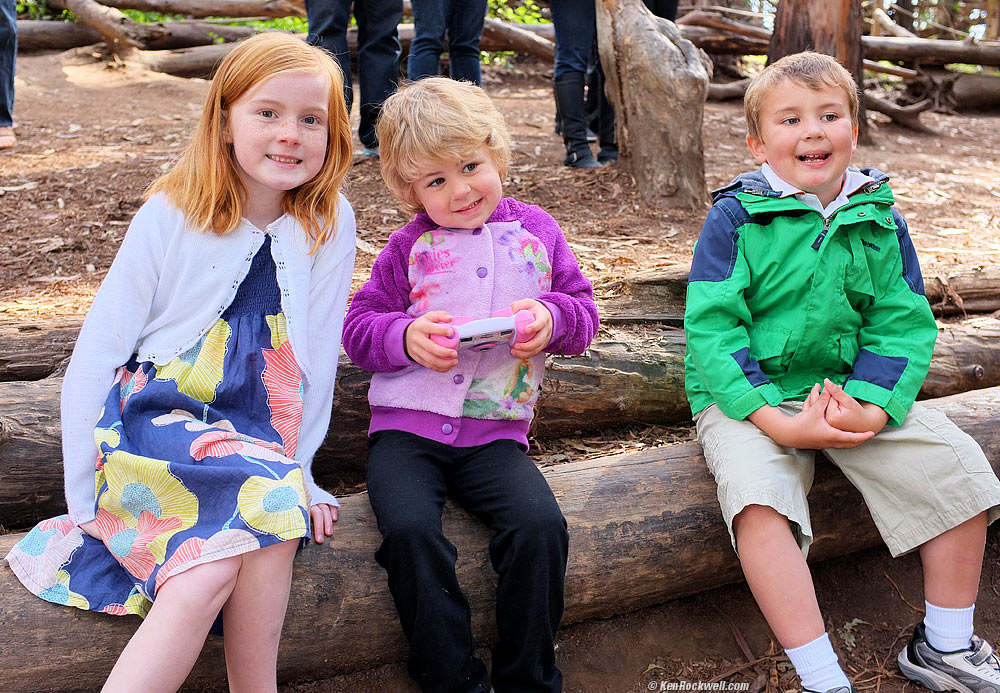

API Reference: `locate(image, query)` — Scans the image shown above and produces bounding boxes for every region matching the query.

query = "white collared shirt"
[760,162,876,218]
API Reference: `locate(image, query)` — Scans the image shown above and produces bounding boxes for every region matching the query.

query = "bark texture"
[0,387,997,691]
[595,0,710,209]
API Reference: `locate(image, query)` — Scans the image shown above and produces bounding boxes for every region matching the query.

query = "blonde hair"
[147,32,352,253]
[376,77,512,215]
[744,51,860,142]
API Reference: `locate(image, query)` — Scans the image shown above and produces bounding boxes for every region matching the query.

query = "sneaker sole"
[897,649,977,693]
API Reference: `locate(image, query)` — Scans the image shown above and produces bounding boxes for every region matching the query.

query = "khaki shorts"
[695,401,1000,557]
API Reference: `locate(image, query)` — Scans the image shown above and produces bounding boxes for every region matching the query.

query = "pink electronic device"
[430,307,534,352]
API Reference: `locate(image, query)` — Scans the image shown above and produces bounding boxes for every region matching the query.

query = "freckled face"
[224,71,331,226]
[411,145,503,230]
[747,78,858,207]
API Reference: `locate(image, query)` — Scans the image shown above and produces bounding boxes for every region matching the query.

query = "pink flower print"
[95,508,182,581]
[154,536,206,593]
[261,340,303,457]
[38,515,75,536]
[189,429,286,461]
[117,365,148,410]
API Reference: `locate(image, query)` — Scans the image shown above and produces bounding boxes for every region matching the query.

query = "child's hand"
[507,299,553,360]
[821,378,889,434]
[309,503,338,544]
[750,383,874,449]
[405,311,460,372]
[78,519,102,540]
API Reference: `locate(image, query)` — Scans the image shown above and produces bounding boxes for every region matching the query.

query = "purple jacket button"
[477,267,488,278]
[453,374,464,384]
[442,423,453,435]
[473,228,482,235]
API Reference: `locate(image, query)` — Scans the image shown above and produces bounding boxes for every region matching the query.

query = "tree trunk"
[767,0,869,141]
[4,317,1000,529]
[1,386,997,691]
[595,0,710,209]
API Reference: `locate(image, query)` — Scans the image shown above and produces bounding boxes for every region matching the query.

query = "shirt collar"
[760,163,875,217]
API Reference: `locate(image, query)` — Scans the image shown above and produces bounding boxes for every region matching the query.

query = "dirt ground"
[2,48,1000,693]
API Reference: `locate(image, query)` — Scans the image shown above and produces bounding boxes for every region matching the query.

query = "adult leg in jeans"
[367,431,491,693]
[550,0,599,168]
[304,0,353,111]
[445,0,487,85]
[0,0,16,148]
[407,0,447,81]
[354,0,403,151]
[451,439,568,692]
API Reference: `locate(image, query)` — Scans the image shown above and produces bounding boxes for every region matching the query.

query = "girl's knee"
[158,556,242,611]
[733,504,790,537]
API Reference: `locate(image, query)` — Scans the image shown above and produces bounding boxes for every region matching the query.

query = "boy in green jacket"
[684,51,1000,692]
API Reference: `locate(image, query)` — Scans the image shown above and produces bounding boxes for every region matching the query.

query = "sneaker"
[898,622,1000,693]
[803,687,854,693]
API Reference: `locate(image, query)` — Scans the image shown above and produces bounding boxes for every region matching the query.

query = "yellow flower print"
[38,570,89,609]
[237,468,308,541]
[155,319,231,403]
[266,313,289,350]
[100,450,199,565]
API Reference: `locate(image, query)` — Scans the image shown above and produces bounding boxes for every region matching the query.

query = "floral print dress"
[5,236,311,617]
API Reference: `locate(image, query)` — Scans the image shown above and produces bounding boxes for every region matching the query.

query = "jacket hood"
[711,167,891,203]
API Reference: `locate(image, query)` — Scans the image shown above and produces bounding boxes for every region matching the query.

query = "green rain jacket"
[683,168,937,427]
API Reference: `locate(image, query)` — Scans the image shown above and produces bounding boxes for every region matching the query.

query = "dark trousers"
[367,431,568,693]
[0,0,15,127]
[304,0,403,149]
[407,0,487,85]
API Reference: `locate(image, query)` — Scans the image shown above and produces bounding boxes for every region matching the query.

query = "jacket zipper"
[809,199,878,251]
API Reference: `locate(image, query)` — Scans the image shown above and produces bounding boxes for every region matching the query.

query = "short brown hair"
[744,51,860,142]
[376,77,513,214]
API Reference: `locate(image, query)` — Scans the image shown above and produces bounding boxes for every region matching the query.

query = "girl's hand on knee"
[309,503,338,544]
[79,519,102,540]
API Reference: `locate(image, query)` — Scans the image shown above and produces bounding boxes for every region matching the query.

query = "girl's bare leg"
[102,556,242,693]
[223,539,298,693]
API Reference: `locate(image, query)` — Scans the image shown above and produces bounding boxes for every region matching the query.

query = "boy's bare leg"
[919,511,986,608]
[733,504,824,647]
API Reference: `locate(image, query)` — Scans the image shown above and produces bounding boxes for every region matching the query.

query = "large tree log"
[864,35,1000,67]
[596,265,1000,322]
[16,18,257,52]
[1,386,997,691]
[595,2,710,209]
[48,0,169,56]
[3,316,999,529]
[93,0,305,17]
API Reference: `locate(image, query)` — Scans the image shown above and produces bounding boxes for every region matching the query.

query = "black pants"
[367,431,568,693]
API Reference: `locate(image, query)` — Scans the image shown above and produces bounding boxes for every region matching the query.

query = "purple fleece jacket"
[343,197,599,449]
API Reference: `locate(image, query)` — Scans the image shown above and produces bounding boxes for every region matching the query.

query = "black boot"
[594,67,618,164]
[553,72,600,169]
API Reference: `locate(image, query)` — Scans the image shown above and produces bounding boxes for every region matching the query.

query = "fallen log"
[0,326,691,527]
[92,0,305,17]
[48,0,169,56]
[596,265,1000,322]
[17,18,257,53]
[1,386,997,691]
[3,316,999,528]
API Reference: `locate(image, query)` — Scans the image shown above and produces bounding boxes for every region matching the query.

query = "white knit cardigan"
[61,192,356,524]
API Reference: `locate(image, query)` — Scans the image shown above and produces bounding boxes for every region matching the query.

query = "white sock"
[785,632,851,692]
[924,601,975,652]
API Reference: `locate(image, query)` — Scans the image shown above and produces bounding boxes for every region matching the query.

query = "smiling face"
[224,71,331,228]
[746,78,859,207]
[411,145,503,230]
